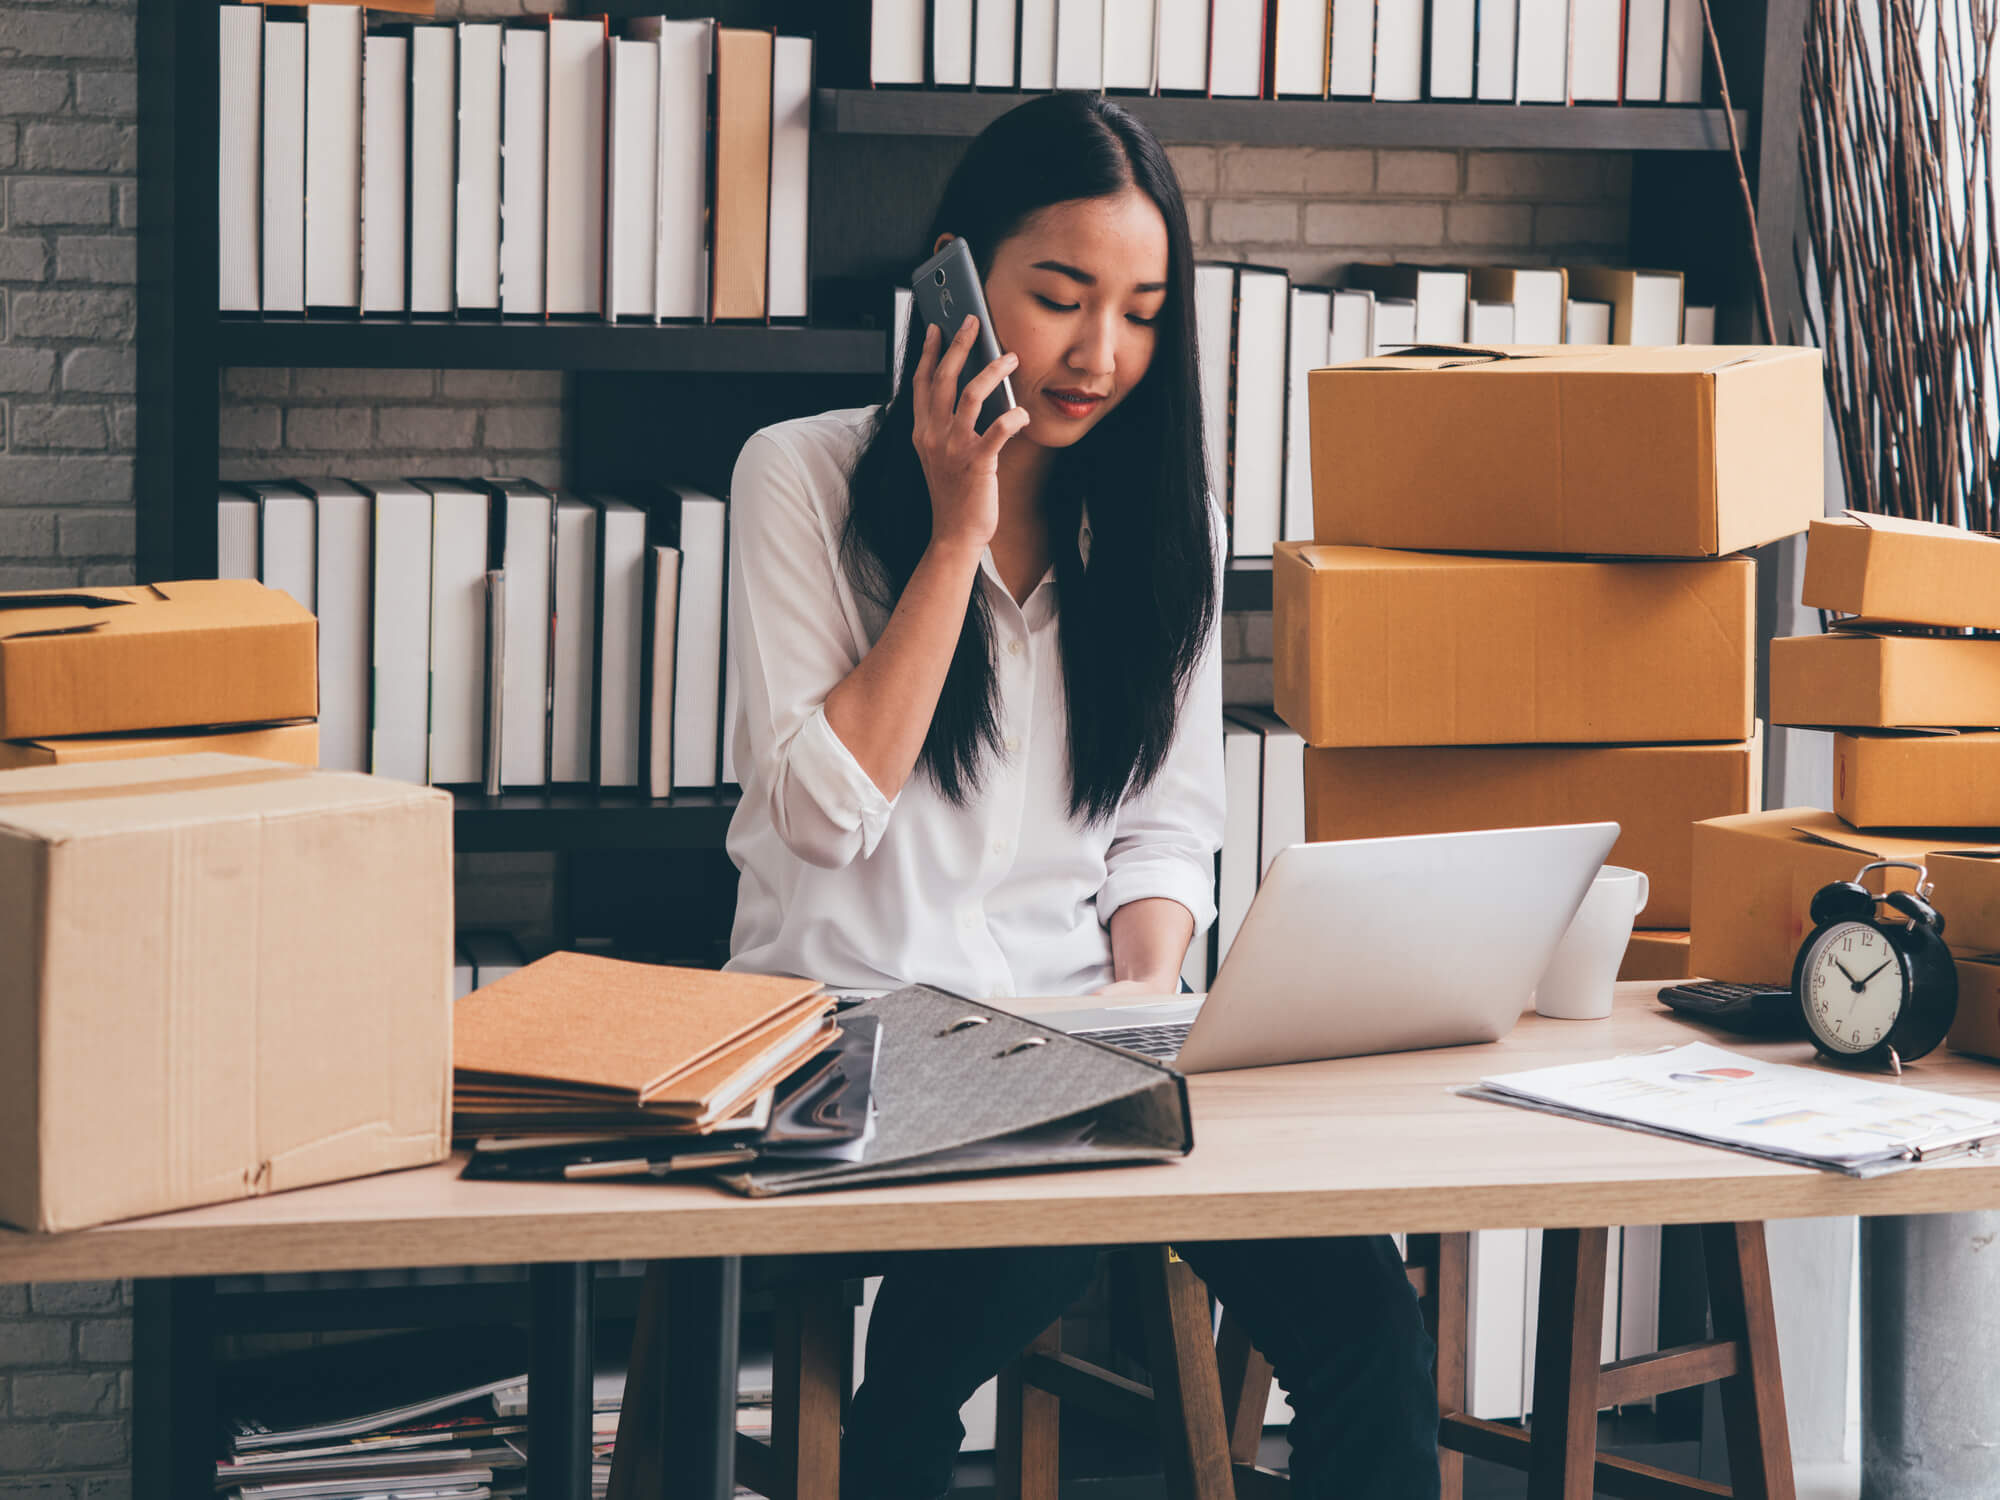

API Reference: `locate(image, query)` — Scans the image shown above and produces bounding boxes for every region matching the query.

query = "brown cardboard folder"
[720,987,1195,1196]
[453,952,829,1114]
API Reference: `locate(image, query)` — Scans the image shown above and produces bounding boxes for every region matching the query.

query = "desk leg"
[532,1262,595,1500]
[133,1276,216,1500]
[662,1256,742,1500]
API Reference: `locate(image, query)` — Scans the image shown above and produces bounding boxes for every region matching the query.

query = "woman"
[723,93,1438,1499]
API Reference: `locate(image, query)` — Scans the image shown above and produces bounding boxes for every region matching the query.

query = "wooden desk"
[16,983,2000,1499]
[10,984,2000,1286]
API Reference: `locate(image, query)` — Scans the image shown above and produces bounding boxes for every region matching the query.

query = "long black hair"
[841,93,1216,824]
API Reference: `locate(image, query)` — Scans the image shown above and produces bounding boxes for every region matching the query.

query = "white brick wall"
[0,0,1632,1479]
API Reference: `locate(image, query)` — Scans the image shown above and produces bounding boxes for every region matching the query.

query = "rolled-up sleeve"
[729,431,897,870]
[1095,556,1226,931]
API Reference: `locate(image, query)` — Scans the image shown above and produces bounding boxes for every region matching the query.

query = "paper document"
[1466,1042,2000,1176]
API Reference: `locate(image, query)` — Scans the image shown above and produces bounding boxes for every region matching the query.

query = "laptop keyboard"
[1072,1022,1193,1059]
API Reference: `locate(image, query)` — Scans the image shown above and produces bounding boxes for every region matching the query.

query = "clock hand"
[1858,960,1894,988]
[1834,958,1863,987]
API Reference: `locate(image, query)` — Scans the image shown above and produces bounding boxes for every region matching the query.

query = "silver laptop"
[1038,823,1620,1074]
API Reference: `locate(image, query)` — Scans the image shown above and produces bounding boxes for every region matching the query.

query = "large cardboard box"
[1803,512,2000,630]
[1834,731,2000,830]
[1303,738,1762,927]
[1770,633,2000,729]
[1688,809,2000,986]
[0,580,316,740]
[1273,543,1755,747]
[1932,853,2000,954]
[1621,930,1692,982]
[0,720,319,771]
[0,755,453,1233]
[1946,953,2000,1063]
[1308,345,1823,557]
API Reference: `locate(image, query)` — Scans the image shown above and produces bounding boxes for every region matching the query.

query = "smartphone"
[911,238,1017,434]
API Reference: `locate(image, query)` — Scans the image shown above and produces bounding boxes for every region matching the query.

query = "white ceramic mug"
[1534,865,1650,1021]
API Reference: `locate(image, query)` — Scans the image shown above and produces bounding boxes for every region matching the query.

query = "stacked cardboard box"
[1277,345,1825,981]
[0,580,320,768]
[0,754,452,1232]
[1727,513,2000,1055]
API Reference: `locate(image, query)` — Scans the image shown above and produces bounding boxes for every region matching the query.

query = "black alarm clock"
[1792,859,1958,1073]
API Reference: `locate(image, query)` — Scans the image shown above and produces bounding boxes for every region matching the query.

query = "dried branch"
[1701,0,1779,340]
[1800,0,2000,528]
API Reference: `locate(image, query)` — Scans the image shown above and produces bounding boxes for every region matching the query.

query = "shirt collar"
[977,501,1092,618]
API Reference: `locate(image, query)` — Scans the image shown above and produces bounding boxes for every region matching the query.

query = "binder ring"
[999,1038,1048,1057]
[938,1017,989,1036]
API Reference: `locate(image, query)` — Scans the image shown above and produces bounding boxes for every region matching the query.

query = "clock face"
[1803,921,1907,1055]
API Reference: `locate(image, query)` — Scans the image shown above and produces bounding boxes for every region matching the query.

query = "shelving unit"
[134,0,1808,851]
[815,87,1752,151]
[452,785,741,853]
[214,320,888,374]
[131,5,1810,1496]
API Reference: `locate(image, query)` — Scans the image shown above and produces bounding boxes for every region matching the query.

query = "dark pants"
[841,1235,1440,1500]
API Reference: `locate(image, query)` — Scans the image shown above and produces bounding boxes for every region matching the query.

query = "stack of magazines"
[214,1328,531,1500]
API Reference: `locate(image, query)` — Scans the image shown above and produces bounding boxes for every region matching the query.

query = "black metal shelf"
[1222,563,1271,613]
[815,89,1751,152]
[452,785,741,853]
[216,320,887,375]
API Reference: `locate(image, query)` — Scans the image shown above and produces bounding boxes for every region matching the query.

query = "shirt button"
[1006,639,1023,657]
[992,839,1008,856]
[960,911,979,931]
[1004,736,1020,753]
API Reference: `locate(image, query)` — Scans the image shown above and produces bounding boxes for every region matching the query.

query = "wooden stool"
[1000,1224,1791,1500]
[995,1235,1465,1500]
[608,1261,853,1500]
[1439,1222,1796,1500]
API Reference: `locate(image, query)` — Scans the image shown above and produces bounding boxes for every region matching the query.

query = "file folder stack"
[452,951,836,1148]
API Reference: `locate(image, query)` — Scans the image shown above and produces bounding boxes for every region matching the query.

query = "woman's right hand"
[910,316,1031,556]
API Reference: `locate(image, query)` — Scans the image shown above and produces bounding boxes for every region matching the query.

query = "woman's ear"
[932,232,956,256]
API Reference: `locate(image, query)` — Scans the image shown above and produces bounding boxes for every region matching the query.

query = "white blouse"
[721,406,1225,1000]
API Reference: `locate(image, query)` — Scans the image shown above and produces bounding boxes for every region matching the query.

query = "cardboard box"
[1803,512,2000,631]
[1621,930,1692,982]
[1769,633,2000,729]
[1834,731,2000,829]
[1948,953,2000,1062]
[1273,543,1755,747]
[1688,809,2000,986]
[1303,738,1762,927]
[1308,345,1823,557]
[0,754,453,1233]
[0,580,316,740]
[1933,853,2000,955]
[0,720,319,771]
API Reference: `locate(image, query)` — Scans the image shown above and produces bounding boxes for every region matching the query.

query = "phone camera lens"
[934,269,947,286]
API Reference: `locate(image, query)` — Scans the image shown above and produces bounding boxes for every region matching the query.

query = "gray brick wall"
[216,367,566,489]
[0,0,138,595]
[0,1282,130,1500]
[0,0,1632,1481]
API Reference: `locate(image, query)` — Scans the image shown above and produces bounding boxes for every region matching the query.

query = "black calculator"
[1657,981,1805,1037]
